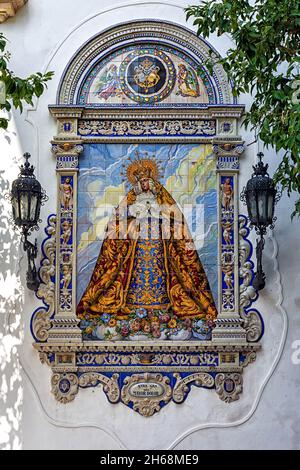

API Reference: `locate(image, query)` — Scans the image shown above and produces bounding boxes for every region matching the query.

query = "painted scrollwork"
[173,372,215,403]
[78,372,120,403]
[239,215,257,309]
[31,215,56,342]
[121,373,172,417]
[239,215,264,342]
[240,309,264,342]
[37,340,260,413]
[241,351,257,368]
[215,372,243,403]
[38,352,52,366]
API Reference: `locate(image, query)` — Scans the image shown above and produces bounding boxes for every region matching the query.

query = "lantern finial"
[252,152,269,177]
[20,152,35,177]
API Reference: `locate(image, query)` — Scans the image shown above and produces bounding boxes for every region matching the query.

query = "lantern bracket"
[253,228,266,291]
[23,233,39,291]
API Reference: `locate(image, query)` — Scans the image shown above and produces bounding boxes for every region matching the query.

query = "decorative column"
[47,135,83,343]
[212,138,246,343]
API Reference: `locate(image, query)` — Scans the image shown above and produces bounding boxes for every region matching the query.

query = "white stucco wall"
[0,0,299,450]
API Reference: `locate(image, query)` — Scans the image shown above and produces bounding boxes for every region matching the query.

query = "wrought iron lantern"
[9,153,47,291]
[241,152,280,290]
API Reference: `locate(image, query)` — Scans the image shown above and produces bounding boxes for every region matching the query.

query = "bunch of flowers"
[80,309,216,340]
[80,317,99,339]
[192,315,215,340]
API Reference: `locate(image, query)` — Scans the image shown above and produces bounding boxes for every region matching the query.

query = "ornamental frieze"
[77,119,216,137]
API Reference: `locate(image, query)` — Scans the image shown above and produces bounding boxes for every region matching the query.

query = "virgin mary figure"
[77,154,217,329]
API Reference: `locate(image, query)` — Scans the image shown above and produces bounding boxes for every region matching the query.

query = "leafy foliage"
[186,0,300,217]
[0,33,53,130]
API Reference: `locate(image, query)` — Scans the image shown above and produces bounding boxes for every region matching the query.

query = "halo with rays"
[120,150,164,185]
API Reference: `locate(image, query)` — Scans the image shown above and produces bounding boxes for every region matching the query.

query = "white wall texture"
[0,0,299,450]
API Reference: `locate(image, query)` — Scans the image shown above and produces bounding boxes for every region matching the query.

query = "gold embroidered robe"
[77,182,217,321]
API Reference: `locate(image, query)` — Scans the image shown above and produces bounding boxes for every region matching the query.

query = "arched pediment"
[57,20,235,107]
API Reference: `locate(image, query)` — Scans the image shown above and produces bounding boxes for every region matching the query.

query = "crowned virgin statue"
[77,153,217,340]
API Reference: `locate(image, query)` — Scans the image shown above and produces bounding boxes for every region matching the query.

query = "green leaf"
[34,82,44,97]
[0,33,54,133]
[187,0,300,216]
[0,117,8,129]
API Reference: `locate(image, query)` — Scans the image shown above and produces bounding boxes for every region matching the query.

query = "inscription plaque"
[129,382,164,398]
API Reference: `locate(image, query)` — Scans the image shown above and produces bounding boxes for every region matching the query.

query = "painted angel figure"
[177,63,200,98]
[77,153,217,324]
[96,64,122,101]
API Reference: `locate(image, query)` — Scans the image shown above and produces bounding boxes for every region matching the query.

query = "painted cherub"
[61,264,71,291]
[222,221,233,244]
[222,265,233,290]
[61,220,72,246]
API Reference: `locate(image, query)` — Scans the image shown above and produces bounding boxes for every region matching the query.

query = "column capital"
[51,139,84,156]
[51,139,84,170]
[212,140,245,156]
[213,139,245,172]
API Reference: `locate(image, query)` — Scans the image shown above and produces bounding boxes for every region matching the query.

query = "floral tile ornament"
[80,309,214,341]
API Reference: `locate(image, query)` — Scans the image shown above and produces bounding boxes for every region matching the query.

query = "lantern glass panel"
[12,195,19,221]
[20,192,29,222]
[29,194,38,222]
[248,191,257,224]
[258,191,268,225]
[267,193,275,223]
[35,198,41,223]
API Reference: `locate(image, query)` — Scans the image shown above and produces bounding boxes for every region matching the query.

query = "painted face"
[140,178,150,191]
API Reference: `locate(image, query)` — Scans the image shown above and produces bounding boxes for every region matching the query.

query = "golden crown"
[121,151,162,185]
[141,57,154,70]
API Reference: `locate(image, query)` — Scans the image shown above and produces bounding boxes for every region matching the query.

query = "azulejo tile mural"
[77,144,218,341]
[31,21,263,413]
[79,44,213,106]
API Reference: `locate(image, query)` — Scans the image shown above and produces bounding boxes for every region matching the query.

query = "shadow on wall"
[0,119,25,450]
